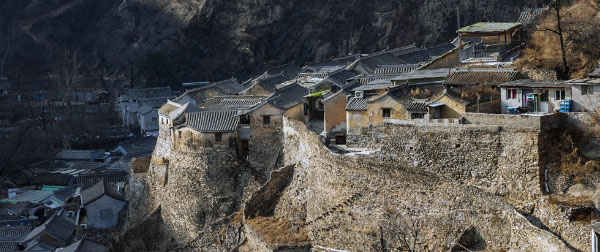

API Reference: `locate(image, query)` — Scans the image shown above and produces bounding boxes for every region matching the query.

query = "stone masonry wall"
[377,122,543,210]
[271,118,574,251]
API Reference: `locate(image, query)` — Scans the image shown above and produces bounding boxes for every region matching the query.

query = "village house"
[242,64,301,95]
[323,81,361,135]
[565,78,600,112]
[458,22,523,64]
[297,56,359,79]
[429,87,500,118]
[499,79,573,113]
[444,68,520,88]
[173,110,239,150]
[20,210,75,250]
[174,79,246,107]
[119,87,174,130]
[80,181,126,229]
[136,104,159,134]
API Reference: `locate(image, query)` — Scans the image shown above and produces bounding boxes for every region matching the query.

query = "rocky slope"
[0,0,537,88]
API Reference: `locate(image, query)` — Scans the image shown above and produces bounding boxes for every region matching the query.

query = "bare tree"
[538,0,571,79]
[380,211,425,252]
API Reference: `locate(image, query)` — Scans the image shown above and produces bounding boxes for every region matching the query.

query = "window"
[152,117,157,125]
[382,108,391,118]
[582,85,594,95]
[411,113,424,119]
[215,133,223,142]
[555,89,566,100]
[262,116,271,125]
[506,88,518,100]
[178,131,182,138]
[100,209,113,220]
[540,90,548,102]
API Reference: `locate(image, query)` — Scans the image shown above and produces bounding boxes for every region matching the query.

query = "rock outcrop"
[1,0,537,86]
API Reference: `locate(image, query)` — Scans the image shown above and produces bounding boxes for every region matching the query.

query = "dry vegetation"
[449,86,500,102]
[246,216,310,246]
[517,0,600,79]
[132,156,151,173]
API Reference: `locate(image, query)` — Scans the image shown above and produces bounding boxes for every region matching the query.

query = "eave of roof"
[458,22,522,34]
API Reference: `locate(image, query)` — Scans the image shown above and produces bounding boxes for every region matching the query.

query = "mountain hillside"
[0,0,540,89]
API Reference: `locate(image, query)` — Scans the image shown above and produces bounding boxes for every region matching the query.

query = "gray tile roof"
[21,211,75,247]
[219,97,265,107]
[81,181,125,206]
[444,69,519,87]
[499,79,571,88]
[252,74,291,93]
[268,83,309,110]
[0,241,19,251]
[352,80,393,91]
[137,104,154,115]
[263,63,301,79]
[325,70,361,87]
[56,239,107,252]
[356,53,409,73]
[168,103,201,120]
[392,68,454,82]
[0,226,32,242]
[346,97,369,111]
[183,111,239,133]
[375,64,419,74]
[213,78,245,94]
[407,101,428,112]
[396,43,457,65]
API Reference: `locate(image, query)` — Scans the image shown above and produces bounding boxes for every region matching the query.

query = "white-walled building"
[499,80,573,113]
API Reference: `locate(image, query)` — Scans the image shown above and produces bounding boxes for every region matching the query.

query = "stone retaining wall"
[271,118,574,251]
[378,122,543,210]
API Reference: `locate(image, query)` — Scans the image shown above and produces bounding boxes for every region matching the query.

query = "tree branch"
[536,27,560,35]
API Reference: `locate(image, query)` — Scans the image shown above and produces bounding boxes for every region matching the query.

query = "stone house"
[80,181,126,229]
[322,81,361,135]
[346,97,369,136]
[366,92,409,127]
[428,88,500,119]
[566,78,600,112]
[499,80,573,113]
[20,210,75,250]
[173,110,239,151]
